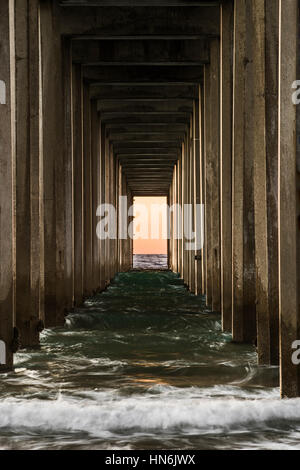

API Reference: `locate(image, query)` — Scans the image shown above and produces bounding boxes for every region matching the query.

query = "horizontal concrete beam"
[60,1,220,6]
[90,84,198,100]
[108,133,185,142]
[111,140,183,145]
[116,149,181,155]
[118,156,180,161]
[72,39,209,64]
[122,161,176,166]
[98,99,193,113]
[113,142,182,149]
[102,115,190,125]
[84,65,203,82]
[59,6,220,36]
[106,124,188,133]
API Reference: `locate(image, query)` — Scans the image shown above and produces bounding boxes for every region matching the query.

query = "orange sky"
[133,197,168,254]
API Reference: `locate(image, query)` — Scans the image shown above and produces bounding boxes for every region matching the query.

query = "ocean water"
[133,254,168,270]
[0,255,299,450]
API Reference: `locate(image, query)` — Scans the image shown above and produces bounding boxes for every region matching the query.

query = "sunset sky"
[133,197,168,255]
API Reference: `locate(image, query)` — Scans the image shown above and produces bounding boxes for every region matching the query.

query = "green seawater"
[0,259,299,450]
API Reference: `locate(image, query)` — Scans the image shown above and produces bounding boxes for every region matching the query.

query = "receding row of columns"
[0,0,133,371]
[168,0,300,398]
[0,0,300,398]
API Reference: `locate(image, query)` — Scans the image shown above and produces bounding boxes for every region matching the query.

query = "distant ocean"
[133,254,168,270]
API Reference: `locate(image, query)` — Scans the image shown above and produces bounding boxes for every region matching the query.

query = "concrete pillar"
[210,39,221,312]
[232,0,256,343]
[220,0,233,331]
[265,0,280,366]
[109,144,115,280]
[194,93,203,296]
[110,147,118,278]
[189,117,196,293]
[278,0,300,398]
[40,0,67,326]
[83,84,93,298]
[172,165,178,273]
[168,189,173,270]
[200,86,206,296]
[250,0,270,363]
[15,0,44,347]
[72,64,84,306]
[125,189,134,271]
[182,138,189,285]
[91,101,100,293]
[0,0,16,370]
[100,123,107,288]
[63,37,74,311]
[104,134,111,284]
[204,64,213,308]
[177,157,183,278]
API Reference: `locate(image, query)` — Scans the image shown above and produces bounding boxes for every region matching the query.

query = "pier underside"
[0,0,299,400]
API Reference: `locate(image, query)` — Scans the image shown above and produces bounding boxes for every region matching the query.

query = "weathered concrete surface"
[83,84,93,297]
[204,64,212,309]
[279,0,300,398]
[265,0,280,366]
[220,0,233,332]
[40,0,68,327]
[210,39,221,313]
[15,0,43,347]
[232,0,256,344]
[0,0,16,371]
[72,64,84,306]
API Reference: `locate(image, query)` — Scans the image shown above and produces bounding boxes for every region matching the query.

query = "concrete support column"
[231,0,256,343]
[0,0,16,370]
[177,157,183,278]
[63,37,74,311]
[109,144,115,280]
[172,165,178,273]
[40,0,67,326]
[200,86,206,295]
[278,0,300,397]
[204,64,212,308]
[250,0,269,362]
[189,117,196,293]
[83,84,93,298]
[168,184,173,271]
[15,0,44,347]
[72,64,84,306]
[210,39,221,312]
[194,93,203,296]
[110,147,118,279]
[91,102,100,293]
[220,0,233,330]
[99,122,106,289]
[126,190,134,271]
[182,138,189,285]
[118,166,125,272]
[104,135,111,284]
[265,0,280,365]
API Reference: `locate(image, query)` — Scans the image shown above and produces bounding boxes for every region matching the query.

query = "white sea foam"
[0,395,299,436]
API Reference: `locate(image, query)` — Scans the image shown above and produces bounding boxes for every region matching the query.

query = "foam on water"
[0,394,300,436]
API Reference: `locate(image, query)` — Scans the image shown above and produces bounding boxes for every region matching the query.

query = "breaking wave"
[1,394,300,436]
